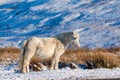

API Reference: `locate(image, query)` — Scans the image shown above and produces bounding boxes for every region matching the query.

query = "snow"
[0,0,25,5]
[61,13,81,24]
[0,63,120,80]
[0,0,120,48]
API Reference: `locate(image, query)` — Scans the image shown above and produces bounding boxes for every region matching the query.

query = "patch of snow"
[61,13,80,24]
[31,5,46,11]
[0,0,25,5]
[0,63,120,80]
[27,0,36,3]
[21,24,36,33]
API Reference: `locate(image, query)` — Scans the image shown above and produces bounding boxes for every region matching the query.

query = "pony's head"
[69,31,80,49]
[55,31,81,49]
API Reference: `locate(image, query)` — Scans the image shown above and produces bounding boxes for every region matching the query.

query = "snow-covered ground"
[0,63,120,80]
[0,0,120,79]
[0,0,120,48]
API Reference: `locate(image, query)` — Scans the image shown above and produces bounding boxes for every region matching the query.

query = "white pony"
[19,31,80,73]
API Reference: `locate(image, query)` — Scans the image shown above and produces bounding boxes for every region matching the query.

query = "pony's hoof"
[21,70,27,73]
[49,68,54,70]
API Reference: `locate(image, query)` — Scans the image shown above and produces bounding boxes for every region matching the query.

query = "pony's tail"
[19,40,28,72]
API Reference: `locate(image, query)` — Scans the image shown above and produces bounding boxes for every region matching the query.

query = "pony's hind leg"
[22,58,29,73]
[19,49,24,72]
[22,50,35,73]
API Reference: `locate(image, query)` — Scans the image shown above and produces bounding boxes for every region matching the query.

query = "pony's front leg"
[50,54,61,70]
[50,57,55,70]
[54,57,59,69]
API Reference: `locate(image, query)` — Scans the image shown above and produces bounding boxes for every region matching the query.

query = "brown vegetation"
[0,47,20,62]
[0,47,20,54]
[61,48,120,68]
[0,47,120,68]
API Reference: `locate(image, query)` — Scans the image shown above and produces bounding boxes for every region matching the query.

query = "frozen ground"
[0,63,120,80]
[0,0,120,48]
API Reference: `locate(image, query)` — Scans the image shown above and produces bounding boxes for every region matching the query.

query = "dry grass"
[61,48,120,68]
[0,47,20,62]
[0,47,120,68]
[0,47,20,54]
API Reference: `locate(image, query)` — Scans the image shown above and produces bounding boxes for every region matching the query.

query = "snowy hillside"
[0,0,120,48]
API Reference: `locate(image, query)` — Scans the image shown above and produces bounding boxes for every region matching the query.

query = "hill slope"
[0,0,120,48]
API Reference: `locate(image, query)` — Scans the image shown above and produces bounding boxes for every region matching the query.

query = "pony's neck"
[54,33,72,49]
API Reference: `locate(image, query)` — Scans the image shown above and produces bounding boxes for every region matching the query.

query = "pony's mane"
[53,32,73,46]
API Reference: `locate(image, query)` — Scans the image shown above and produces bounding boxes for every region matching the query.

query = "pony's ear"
[73,31,78,34]
[74,28,85,33]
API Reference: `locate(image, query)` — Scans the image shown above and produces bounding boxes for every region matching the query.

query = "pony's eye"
[73,37,76,39]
